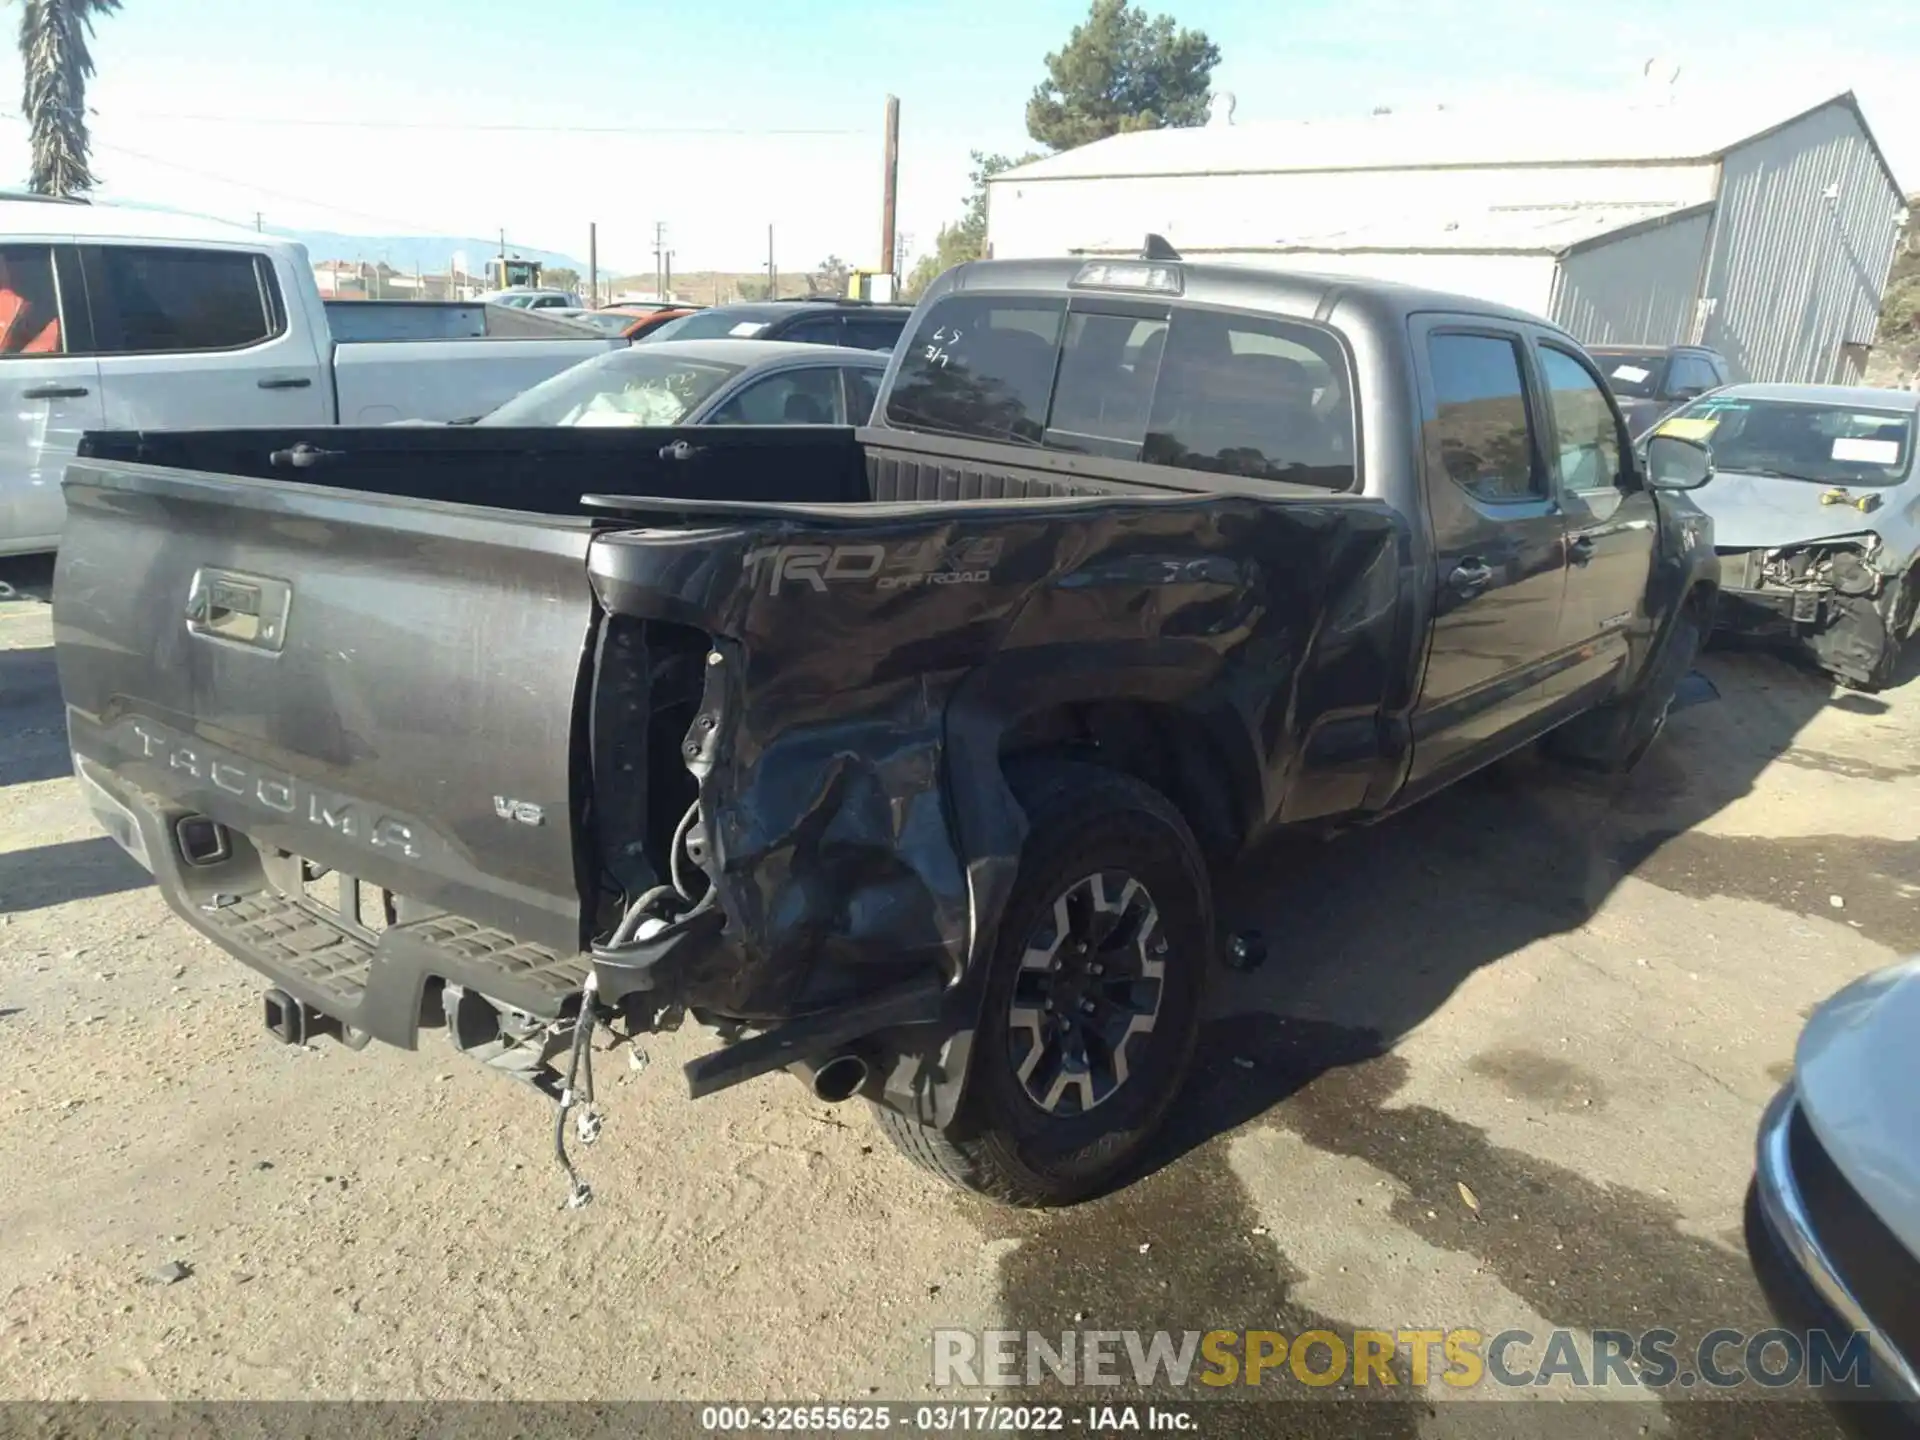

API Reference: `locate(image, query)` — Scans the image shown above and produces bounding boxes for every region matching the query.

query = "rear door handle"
[1568,534,1597,565]
[258,377,313,390]
[22,384,89,399]
[1448,559,1494,597]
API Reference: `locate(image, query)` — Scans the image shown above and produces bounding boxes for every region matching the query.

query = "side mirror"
[1666,385,1705,402]
[1645,433,1714,491]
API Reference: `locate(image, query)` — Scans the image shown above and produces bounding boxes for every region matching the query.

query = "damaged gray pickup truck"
[53,252,1722,1207]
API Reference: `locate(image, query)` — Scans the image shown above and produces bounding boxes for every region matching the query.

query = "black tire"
[873,762,1211,1206]
[1840,568,1915,693]
[1547,603,1704,773]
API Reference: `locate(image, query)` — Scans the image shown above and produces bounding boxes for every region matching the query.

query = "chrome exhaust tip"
[792,1051,870,1104]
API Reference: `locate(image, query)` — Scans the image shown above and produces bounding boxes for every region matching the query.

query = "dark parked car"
[51,248,1720,1210]
[1589,343,1733,436]
[640,296,912,352]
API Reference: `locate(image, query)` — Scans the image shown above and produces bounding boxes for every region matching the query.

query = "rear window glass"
[887,295,1065,446]
[644,309,777,342]
[888,294,1356,487]
[1594,353,1664,400]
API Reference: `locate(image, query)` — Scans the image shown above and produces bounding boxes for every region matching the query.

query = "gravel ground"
[3,551,1916,1435]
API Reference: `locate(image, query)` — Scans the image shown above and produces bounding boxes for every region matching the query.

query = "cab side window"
[707,366,842,425]
[1537,345,1624,493]
[1143,309,1354,487]
[1426,333,1542,503]
[89,246,281,353]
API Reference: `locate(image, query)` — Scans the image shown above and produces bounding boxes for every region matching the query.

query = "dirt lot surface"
[3,551,1917,1435]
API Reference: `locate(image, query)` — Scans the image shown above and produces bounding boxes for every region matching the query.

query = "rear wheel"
[873,762,1210,1206]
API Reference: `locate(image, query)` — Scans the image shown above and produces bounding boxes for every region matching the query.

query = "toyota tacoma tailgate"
[55,455,600,1042]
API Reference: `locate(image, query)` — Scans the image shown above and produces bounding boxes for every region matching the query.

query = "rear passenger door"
[81,243,330,431]
[1532,337,1657,703]
[0,243,101,552]
[1404,319,1569,791]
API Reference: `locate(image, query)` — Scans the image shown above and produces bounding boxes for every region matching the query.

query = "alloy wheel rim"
[1007,870,1168,1116]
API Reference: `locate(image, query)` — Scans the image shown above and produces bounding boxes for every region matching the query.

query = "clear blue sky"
[0,0,1914,276]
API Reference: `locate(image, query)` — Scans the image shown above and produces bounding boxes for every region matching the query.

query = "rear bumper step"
[78,760,588,1049]
[196,887,589,1048]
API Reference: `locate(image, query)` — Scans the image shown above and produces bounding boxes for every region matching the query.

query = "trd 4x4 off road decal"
[745,537,1005,596]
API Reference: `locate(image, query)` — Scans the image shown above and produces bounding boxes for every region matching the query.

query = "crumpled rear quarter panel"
[587,492,1408,1023]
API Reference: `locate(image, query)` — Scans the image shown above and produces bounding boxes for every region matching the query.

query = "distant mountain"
[101,199,590,274]
[270,228,589,276]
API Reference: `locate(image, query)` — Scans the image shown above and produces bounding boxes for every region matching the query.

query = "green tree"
[15,0,122,196]
[542,266,581,294]
[809,255,851,296]
[736,275,772,301]
[1025,0,1219,153]
[905,150,1043,299]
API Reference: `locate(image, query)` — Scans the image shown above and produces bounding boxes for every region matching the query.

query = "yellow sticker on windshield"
[1656,416,1720,441]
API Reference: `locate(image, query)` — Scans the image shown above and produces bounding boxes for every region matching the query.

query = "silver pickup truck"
[0,198,621,556]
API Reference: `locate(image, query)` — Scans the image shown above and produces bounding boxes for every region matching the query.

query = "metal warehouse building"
[986,92,1909,386]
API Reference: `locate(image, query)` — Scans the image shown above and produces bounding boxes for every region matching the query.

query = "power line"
[94,110,864,137]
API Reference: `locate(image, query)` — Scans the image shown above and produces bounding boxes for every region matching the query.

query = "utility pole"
[767,223,775,299]
[653,221,666,301]
[254,211,263,233]
[588,222,599,307]
[880,95,900,288]
[664,249,673,300]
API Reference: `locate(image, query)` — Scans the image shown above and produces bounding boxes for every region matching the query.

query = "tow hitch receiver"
[263,988,308,1045]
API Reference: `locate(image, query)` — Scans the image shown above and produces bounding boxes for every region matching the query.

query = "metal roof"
[997,91,1884,185]
[1258,201,1714,258]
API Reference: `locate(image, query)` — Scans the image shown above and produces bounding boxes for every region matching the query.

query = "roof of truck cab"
[0,197,298,249]
[939,256,1558,332]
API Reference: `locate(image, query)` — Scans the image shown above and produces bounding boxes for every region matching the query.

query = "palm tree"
[16,0,122,197]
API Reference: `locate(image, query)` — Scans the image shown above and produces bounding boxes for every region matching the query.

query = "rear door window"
[1426,332,1543,503]
[89,246,281,353]
[1142,308,1354,486]
[706,365,843,425]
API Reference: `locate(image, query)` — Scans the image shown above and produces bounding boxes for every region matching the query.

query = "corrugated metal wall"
[1699,102,1905,384]
[1551,211,1711,347]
